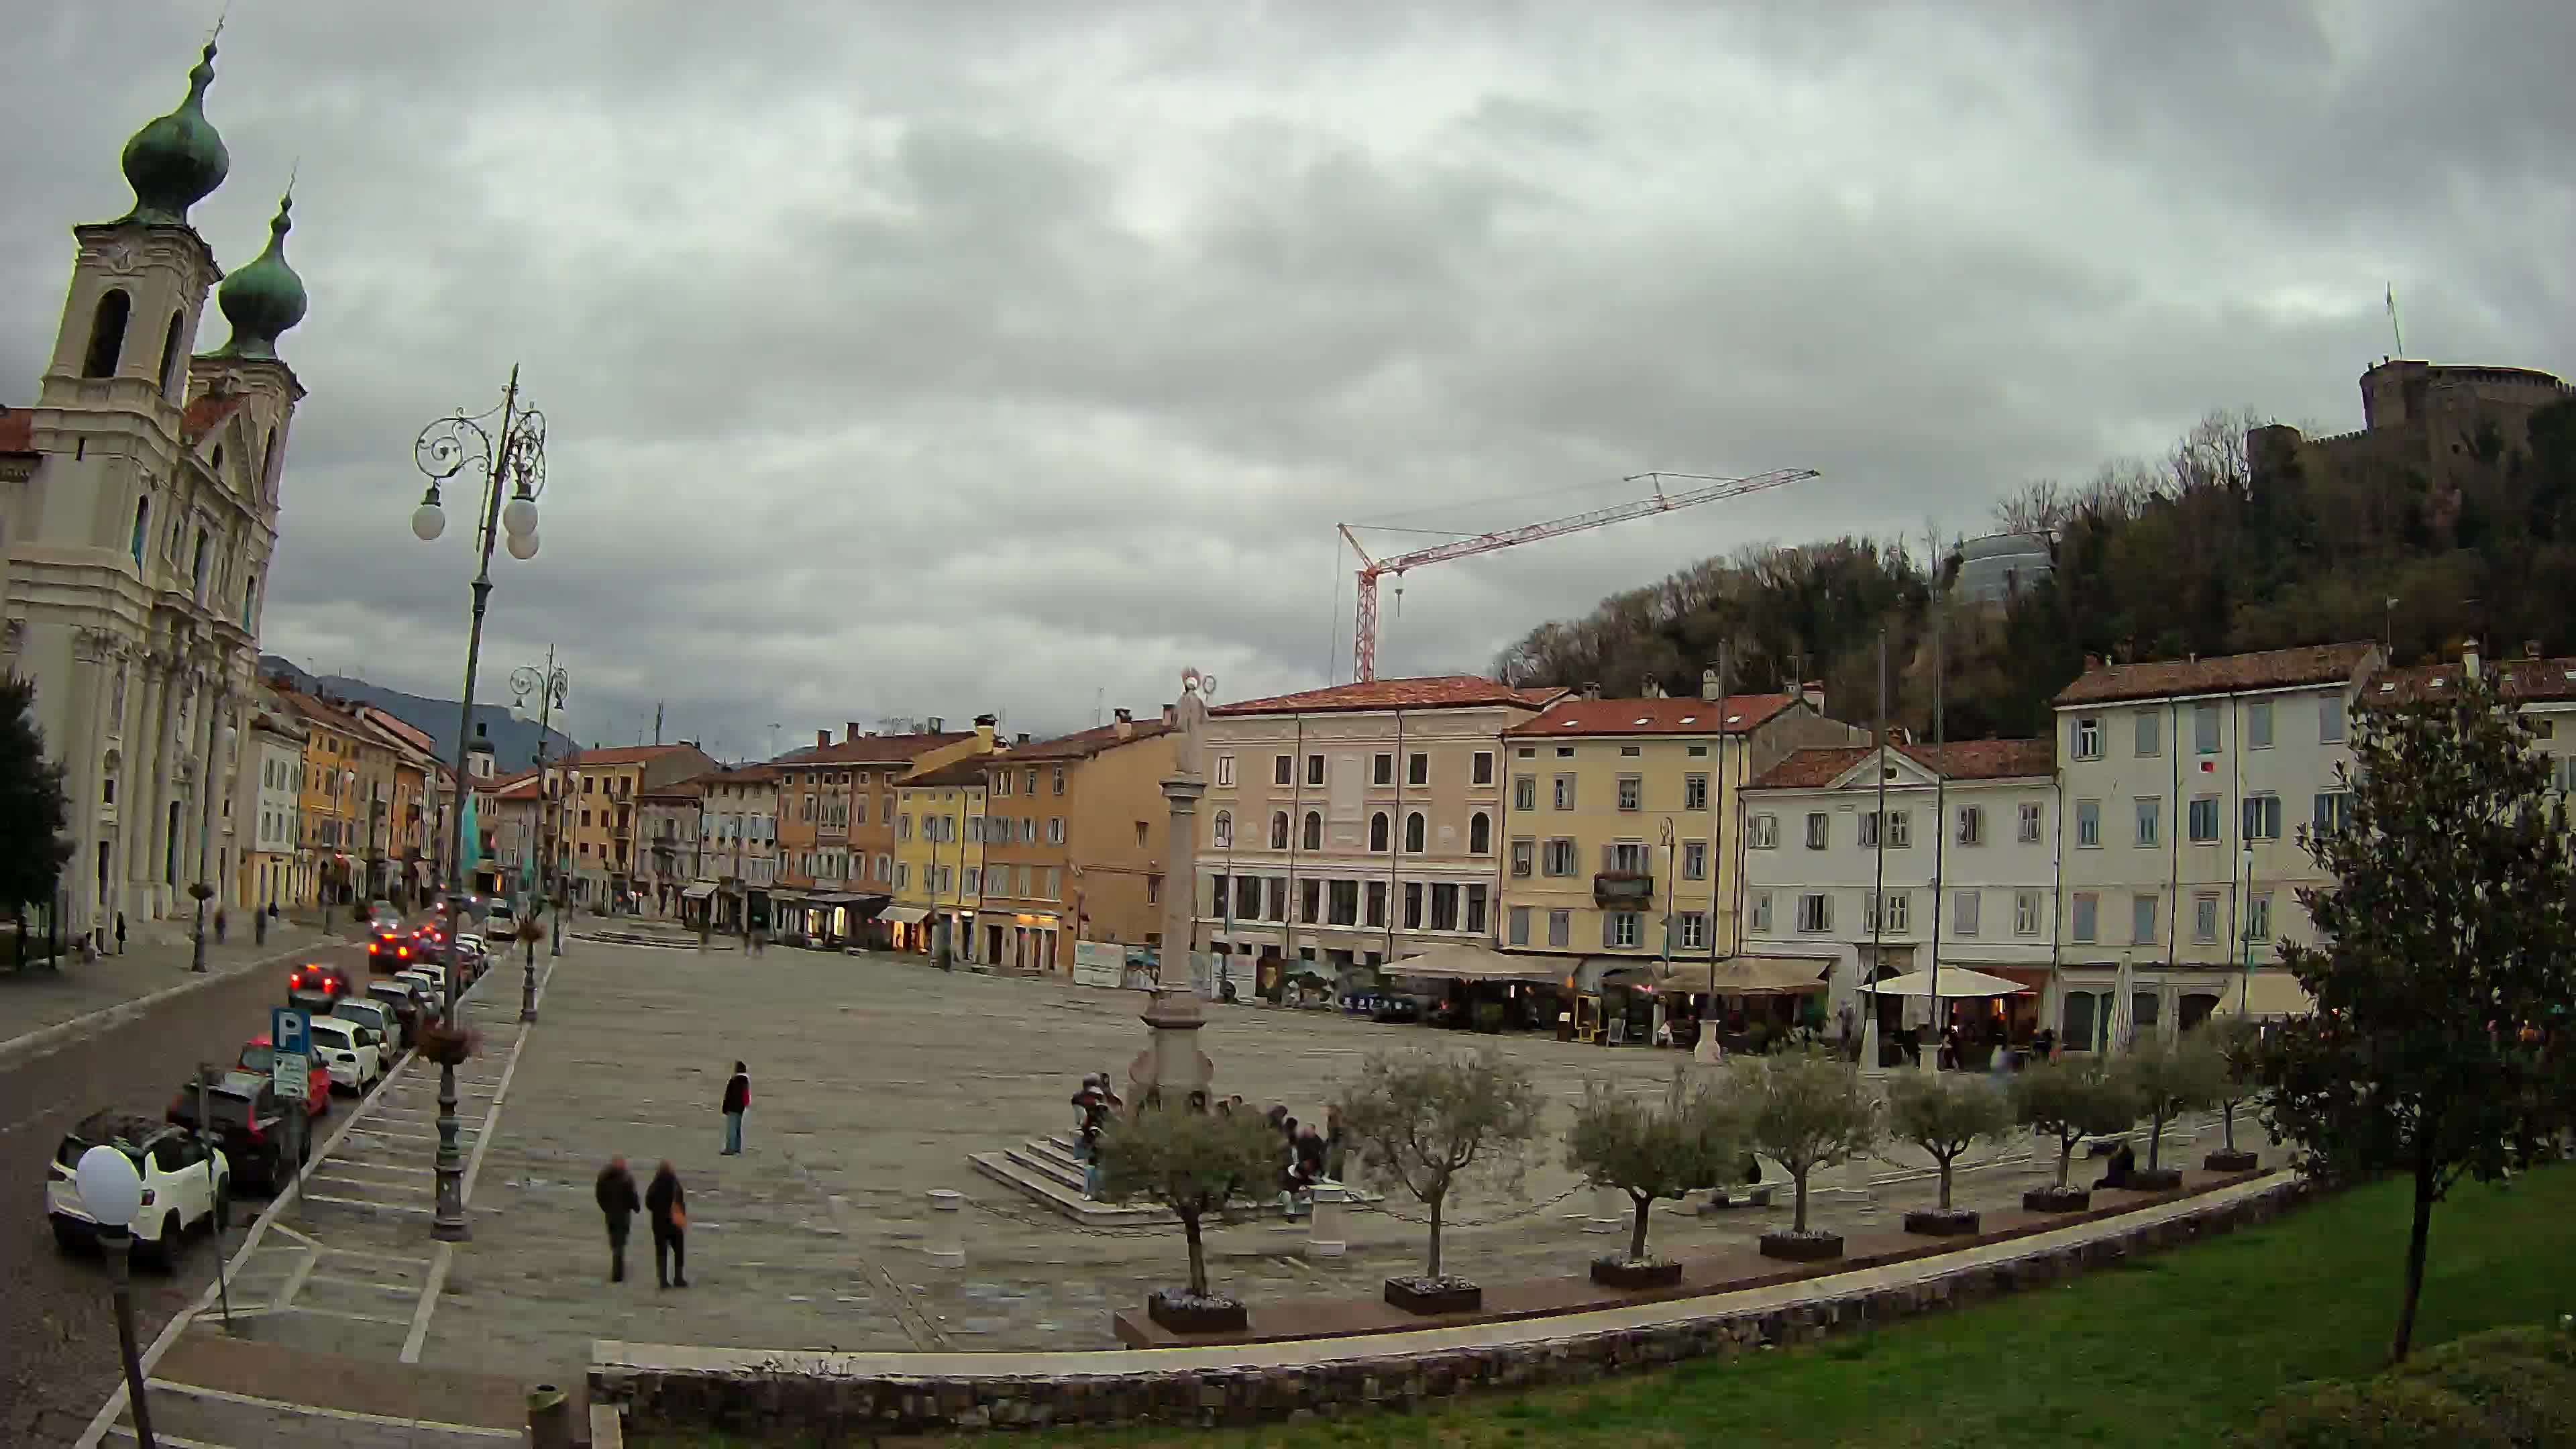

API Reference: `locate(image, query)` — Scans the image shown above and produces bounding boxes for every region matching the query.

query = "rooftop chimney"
[1114,707,1134,739]
[817,729,832,749]
[1801,680,1827,714]
[2463,637,2482,680]
[1015,732,1031,745]
[973,713,996,747]
[1161,703,1177,727]
[1700,668,1721,702]
[1642,678,1667,699]
[1582,681,1603,700]
[2527,639,2545,660]
[925,716,944,733]
[846,721,862,741]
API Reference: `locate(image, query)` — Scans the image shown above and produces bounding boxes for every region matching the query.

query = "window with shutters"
[1617,775,1642,811]
[1553,775,1576,810]
[1543,838,1576,875]
[2131,893,2159,944]
[1605,911,1639,948]
[1804,812,1829,849]
[2312,791,2353,834]
[2135,711,2161,757]
[1547,908,1570,947]
[1858,810,1878,847]
[2193,892,2220,943]
[1508,906,1531,946]
[1684,773,1709,810]
[2194,704,2220,754]
[2134,797,2160,847]
[2241,793,2282,841]
[2015,890,2042,936]
[2320,695,2347,743]
[1677,912,1708,949]
[1953,890,1980,936]
[2245,892,2273,943]
[1681,841,1707,879]
[2072,892,2098,943]
[1748,814,1778,849]
[2076,799,2100,847]
[1509,839,1534,877]
[1796,893,1832,932]
[2073,716,2101,760]
[2018,801,2042,843]
[2189,795,2220,843]
[1750,892,1773,933]
[1955,805,1984,846]
[1605,840,1648,873]
[2247,700,2274,749]
[1513,775,1537,810]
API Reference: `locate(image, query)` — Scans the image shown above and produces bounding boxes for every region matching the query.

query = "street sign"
[272,1005,307,1056]
[271,1006,309,1100]
[274,1052,309,1101]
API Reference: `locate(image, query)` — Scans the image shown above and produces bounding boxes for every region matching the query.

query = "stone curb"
[594,1175,2313,1437]
[0,934,323,1073]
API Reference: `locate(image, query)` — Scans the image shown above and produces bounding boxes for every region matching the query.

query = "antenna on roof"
[2385,282,2404,357]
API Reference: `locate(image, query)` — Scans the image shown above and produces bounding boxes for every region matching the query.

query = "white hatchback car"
[303,1016,384,1093]
[48,1112,229,1267]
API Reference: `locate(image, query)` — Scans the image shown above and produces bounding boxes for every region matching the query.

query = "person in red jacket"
[720,1061,751,1155]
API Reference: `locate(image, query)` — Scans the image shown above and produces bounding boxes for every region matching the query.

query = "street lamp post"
[340,768,357,916]
[2238,843,2257,1015]
[189,714,237,973]
[511,654,568,1022]
[412,368,547,1243]
[75,1144,156,1449]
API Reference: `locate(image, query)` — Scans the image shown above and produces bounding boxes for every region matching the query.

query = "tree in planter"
[1564,1071,1743,1279]
[2253,665,2576,1363]
[1093,1103,1282,1328]
[1335,1047,1545,1303]
[1884,1071,2013,1234]
[1725,1044,1882,1256]
[2010,1054,2136,1208]
[2122,1031,2226,1182]
[2202,1015,2265,1171]
[515,916,546,969]
[0,676,74,964]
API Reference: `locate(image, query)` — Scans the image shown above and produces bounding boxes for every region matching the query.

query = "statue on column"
[1127,667,1217,1112]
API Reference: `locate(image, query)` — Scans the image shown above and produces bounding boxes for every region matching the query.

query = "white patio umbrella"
[2109,953,2137,1053]
[1857,966,2033,1000]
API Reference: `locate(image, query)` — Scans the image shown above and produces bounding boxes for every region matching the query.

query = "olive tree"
[1726,1044,1883,1235]
[2124,1032,2226,1173]
[1884,1071,2012,1213]
[1335,1048,1545,1281]
[1564,1071,1743,1264]
[1093,1103,1283,1301]
[2202,1014,2264,1163]
[2011,1055,2137,1193]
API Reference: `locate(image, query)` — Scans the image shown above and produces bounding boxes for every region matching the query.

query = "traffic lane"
[0,935,370,1447]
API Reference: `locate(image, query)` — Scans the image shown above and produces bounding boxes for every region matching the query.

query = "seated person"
[2093,1142,2138,1190]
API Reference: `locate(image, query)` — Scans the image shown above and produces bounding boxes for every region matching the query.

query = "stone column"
[132,660,172,918]
[65,633,112,940]
[1127,669,1216,1110]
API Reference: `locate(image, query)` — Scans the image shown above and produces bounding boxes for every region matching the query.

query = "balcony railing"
[1593,871,1654,908]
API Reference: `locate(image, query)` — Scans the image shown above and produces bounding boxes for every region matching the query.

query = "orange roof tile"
[181,392,248,443]
[1504,694,1798,738]
[2372,655,2576,706]
[1751,738,2055,790]
[555,743,707,767]
[772,732,972,768]
[904,758,992,789]
[1213,676,1566,716]
[2054,643,2378,706]
[998,719,1175,761]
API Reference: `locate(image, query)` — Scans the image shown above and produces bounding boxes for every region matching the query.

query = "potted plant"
[2200,1016,2264,1173]
[1886,1071,2013,1236]
[188,881,215,902]
[1729,1045,1883,1261]
[418,1021,480,1067]
[1092,1102,1283,1334]
[1336,1047,1545,1315]
[2010,1055,2136,1212]
[1566,1071,1742,1288]
[2123,1032,2225,1189]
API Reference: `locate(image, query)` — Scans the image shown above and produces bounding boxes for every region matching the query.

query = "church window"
[129,498,149,565]
[158,312,185,396]
[191,529,209,593]
[83,290,130,378]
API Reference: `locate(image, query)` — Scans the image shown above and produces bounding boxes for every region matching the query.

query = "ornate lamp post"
[510,653,568,1022]
[411,368,547,1242]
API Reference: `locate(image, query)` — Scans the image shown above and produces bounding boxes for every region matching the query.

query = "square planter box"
[1902,1208,1982,1237]
[1145,1291,1246,1335]
[2024,1186,2092,1214]
[1590,1257,1684,1290]
[1383,1277,1482,1316]
[1758,1230,1844,1262]
[2204,1148,2260,1173]
[2123,1167,2185,1192]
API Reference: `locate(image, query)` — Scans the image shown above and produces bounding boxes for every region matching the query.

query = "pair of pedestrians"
[591,1063,753,1287]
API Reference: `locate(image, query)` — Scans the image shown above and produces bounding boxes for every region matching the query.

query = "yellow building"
[1495,688,1863,994]
[547,743,717,908]
[275,687,369,906]
[892,757,988,959]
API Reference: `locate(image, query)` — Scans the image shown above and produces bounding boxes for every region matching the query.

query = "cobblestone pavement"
[0,922,325,1063]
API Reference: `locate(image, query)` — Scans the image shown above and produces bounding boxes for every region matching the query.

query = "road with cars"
[0,926,478,1446]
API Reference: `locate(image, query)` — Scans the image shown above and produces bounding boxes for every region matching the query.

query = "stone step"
[115,1380,519,1449]
[967,1150,1183,1227]
[1004,1142,1089,1193]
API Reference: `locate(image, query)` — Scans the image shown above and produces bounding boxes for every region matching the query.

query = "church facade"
[0,36,310,944]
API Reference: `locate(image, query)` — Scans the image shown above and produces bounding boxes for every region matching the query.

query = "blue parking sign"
[272,1004,307,1056]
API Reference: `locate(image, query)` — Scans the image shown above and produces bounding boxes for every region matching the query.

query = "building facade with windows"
[892,757,988,957]
[692,763,778,932]
[637,782,702,914]
[1196,676,1565,988]
[551,743,716,907]
[241,692,305,910]
[770,721,981,942]
[1741,738,2058,1032]
[2051,643,2381,1048]
[975,710,1175,974]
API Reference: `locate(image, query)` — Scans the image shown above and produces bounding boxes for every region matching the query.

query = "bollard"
[925,1188,965,1268]
[526,1384,572,1449]
[1305,1183,1348,1258]
[1585,1184,1623,1233]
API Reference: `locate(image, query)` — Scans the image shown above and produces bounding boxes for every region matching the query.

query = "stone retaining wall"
[595,1177,2310,1438]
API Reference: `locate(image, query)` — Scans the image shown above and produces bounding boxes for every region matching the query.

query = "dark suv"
[166,1071,302,1193]
[366,928,421,973]
[286,962,356,1010]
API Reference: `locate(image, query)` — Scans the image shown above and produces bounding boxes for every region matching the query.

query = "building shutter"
[1599,842,1615,873]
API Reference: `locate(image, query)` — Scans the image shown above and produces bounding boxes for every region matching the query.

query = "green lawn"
[654,1165,2576,1449]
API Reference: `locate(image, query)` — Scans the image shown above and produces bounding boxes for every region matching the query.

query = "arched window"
[191,528,209,593]
[1404,811,1426,853]
[1269,811,1289,850]
[128,497,149,565]
[1369,811,1389,852]
[158,311,186,396]
[262,427,278,496]
[1301,810,1322,851]
[83,290,131,378]
[1212,810,1232,849]
[1469,812,1491,855]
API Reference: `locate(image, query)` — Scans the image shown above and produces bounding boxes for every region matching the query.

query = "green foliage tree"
[1884,1072,2012,1212]
[2253,667,2576,1362]
[1564,1071,1744,1263]
[0,676,74,933]
[1335,1048,1546,1281]
[2201,1014,2265,1158]
[1725,1045,1883,1234]
[1092,1104,1283,1301]
[2123,1032,2227,1172]
[2010,1055,2138,1191]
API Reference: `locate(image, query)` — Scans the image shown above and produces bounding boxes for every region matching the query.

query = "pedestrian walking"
[115,912,127,955]
[595,1156,641,1282]
[720,1061,751,1155]
[214,907,227,945]
[645,1160,688,1289]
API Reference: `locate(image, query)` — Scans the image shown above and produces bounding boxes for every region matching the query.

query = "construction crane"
[1338,468,1819,682]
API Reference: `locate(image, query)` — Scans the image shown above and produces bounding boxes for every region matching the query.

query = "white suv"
[48,1113,229,1267]
[303,1016,384,1093]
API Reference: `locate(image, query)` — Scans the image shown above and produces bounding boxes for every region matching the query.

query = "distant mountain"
[258,655,575,773]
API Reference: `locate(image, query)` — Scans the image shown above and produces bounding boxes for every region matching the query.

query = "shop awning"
[879,906,930,926]
[1673,955,1833,996]
[680,882,717,901]
[2218,971,2315,1019]
[1383,943,1566,985]
[1863,966,2032,998]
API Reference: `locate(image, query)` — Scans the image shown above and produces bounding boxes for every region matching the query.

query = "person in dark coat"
[720,1061,751,1155]
[595,1156,641,1282]
[645,1160,688,1289]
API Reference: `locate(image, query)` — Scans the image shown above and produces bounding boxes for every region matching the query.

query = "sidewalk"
[0,920,327,1066]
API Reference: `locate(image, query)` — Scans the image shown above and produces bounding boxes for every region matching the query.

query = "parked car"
[48,1112,229,1267]
[367,898,396,924]
[237,1035,330,1118]
[286,962,356,1010]
[367,927,423,973]
[331,1000,402,1059]
[396,963,447,998]
[166,1072,302,1193]
[486,900,518,934]
[362,981,427,1047]
[451,933,490,974]
[303,1016,384,1093]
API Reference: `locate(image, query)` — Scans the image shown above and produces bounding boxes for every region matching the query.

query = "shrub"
[2234,1378,2515,1448]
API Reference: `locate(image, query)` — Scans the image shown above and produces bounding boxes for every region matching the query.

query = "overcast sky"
[5,3,2568,759]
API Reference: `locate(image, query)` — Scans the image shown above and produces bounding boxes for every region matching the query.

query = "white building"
[1742,738,2059,1037]
[0,39,308,943]
[244,692,303,910]
[2051,643,2381,1048]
